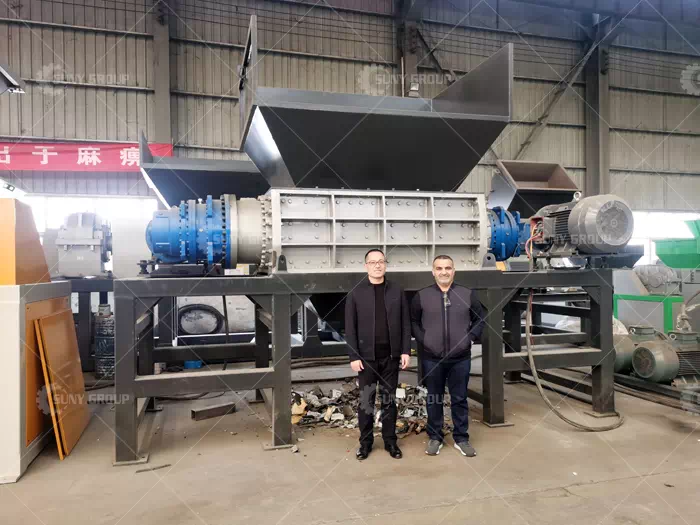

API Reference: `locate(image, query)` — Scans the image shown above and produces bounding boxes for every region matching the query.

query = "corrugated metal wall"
[0,0,155,194]
[1,0,699,210]
[169,0,398,159]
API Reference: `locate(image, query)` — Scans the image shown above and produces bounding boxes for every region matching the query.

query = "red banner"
[0,142,172,172]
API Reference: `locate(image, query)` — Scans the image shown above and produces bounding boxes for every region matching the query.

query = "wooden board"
[25,298,70,447]
[35,319,65,460]
[35,310,91,458]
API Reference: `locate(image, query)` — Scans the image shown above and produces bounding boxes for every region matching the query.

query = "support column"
[585,24,612,196]
[271,294,292,447]
[300,307,322,357]
[254,304,270,402]
[157,297,177,346]
[400,20,420,96]
[504,301,522,383]
[77,291,94,372]
[589,276,616,415]
[137,320,154,377]
[152,0,171,143]
[114,295,141,464]
[481,289,511,426]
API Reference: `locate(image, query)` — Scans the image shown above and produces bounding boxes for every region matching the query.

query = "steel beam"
[512,302,590,317]
[114,295,141,464]
[114,270,612,297]
[191,402,237,421]
[77,292,94,373]
[152,1,171,143]
[504,301,523,382]
[131,368,276,397]
[516,16,624,161]
[402,0,435,21]
[589,281,616,414]
[157,297,177,347]
[480,289,507,425]
[151,341,349,363]
[255,304,271,401]
[70,279,114,293]
[271,294,293,447]
[584,17,619,196]
[137,322,155,377]
[506,1,695,25]
[401,19,420,96]
[515,42,597,160]
[519,332,589,345]
[503,347,604,372]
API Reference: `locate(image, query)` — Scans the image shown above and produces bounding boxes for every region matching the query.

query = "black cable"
[525,290,624,431]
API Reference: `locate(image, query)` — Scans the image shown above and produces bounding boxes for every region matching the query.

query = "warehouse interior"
[2,1,700,524]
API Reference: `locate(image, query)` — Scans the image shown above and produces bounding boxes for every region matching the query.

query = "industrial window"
[23,195,158,234]
[629,211,700,266]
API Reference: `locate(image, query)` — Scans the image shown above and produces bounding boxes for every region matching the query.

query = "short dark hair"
[365,248,385,262]
[433,254,454,266]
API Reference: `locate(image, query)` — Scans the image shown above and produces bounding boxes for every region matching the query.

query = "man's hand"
[400,354,410,370]
[350,359,364,372]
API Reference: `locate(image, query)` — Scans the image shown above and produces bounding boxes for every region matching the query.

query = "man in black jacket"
[345,249,411,460]
[411,254,485,457]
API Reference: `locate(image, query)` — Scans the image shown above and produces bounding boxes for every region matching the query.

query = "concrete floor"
[3,377,700,525]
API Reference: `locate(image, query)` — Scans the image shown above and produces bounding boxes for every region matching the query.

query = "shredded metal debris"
[290,380,452,438]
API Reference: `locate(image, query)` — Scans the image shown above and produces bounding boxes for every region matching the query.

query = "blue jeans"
[422,357,471,443]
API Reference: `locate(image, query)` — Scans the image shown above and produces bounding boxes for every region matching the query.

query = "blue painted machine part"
[146,196,230,266]
[147,195,529,266]
[487,207,522,261]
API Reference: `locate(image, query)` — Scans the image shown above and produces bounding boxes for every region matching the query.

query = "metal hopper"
[138,133,269,208]
[488,160,580,218]
[238,16,513,192]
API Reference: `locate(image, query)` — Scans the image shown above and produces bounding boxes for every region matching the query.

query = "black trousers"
[357,356,400,447]
[422,357,471,443]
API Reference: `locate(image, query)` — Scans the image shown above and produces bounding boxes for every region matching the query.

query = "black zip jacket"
[345,277,411,361]
[410,283,485,360]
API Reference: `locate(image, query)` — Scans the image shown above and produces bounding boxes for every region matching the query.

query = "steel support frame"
[114,286,293,464]
[113,268,615,461]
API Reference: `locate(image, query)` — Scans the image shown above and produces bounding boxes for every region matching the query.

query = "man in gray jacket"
[411,254,484,457]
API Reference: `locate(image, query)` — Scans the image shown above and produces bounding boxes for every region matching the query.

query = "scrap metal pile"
[291,381,452,438]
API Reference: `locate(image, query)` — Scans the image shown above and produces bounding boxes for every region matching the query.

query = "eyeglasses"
[365,259,387,267]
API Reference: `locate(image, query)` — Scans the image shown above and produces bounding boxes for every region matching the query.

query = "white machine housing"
[55,212,112,277]
[256,188,490,272]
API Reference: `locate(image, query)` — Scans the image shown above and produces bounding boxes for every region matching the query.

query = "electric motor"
[531,195,634,257]
[632,331,700,384]
[613,334,635,373]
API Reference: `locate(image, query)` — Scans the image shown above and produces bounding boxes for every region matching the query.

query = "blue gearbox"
[487,206,522,261]
[146,195,233,267]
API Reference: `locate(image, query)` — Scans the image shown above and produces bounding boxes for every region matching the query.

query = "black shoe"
[356,445,372,460]
[384,443,402,459]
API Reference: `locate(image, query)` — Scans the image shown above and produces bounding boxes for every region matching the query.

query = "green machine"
[614,220,700,335]
[655,220,700,269]
[619,221,700,385]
